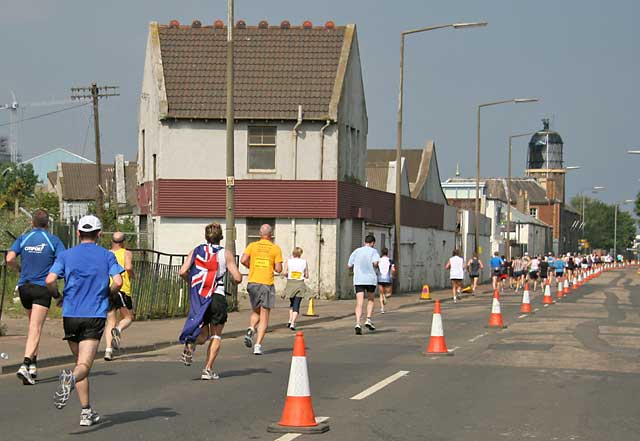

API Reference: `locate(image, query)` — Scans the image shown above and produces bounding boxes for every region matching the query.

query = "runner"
[6,209,65,385]
[539,255,550,290]
[104,232,135,361]
[566,253,576,284]
[529,255,540,291]
[241,224,283,355]
[445,249,465,303]
[348,234,380,335]
[466,253,483,295]
[178,222,242,379]
[46,215,124,426]
[512,255,524,292]
[554,254,567,281]
[501,255,510,292]
[490,252,503,291]
[377,247,396,313]
[282,247,312,330]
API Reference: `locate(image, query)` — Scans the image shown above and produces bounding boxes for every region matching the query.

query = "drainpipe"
[316,219,323,297]
[292,106,303,248]
[319,120,331,180]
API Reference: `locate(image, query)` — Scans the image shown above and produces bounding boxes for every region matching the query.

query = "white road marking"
[518,314,528,319]
[468,333,486,343]
[350,371,410,400]
[544,304,549,307]
[534,308,540,312]
[449,346,460,352]
[274,417,330,441]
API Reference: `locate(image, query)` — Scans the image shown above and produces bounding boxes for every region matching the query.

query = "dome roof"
[529,118,563,146]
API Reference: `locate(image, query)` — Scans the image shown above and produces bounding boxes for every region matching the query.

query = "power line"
[0,102,90,128]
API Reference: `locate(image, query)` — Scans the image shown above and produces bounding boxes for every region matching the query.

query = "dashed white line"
[274,417,330,441]
[350,371,410,400]
[518,314,528,319]
[534,308,540,312]
[468,333,486,343]
[449,346,460,352]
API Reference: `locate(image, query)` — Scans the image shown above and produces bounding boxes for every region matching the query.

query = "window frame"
[529,207,538,219]
[247,125,277,173]
[246,218,276,246]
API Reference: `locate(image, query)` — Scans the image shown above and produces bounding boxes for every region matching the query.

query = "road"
[1,270,639,441]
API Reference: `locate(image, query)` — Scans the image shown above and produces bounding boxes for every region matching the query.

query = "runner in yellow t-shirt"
[240,224,283,355]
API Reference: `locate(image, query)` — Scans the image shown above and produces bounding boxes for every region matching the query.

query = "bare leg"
[116,307,133,332]
[104,310,117,350]
[355,292,364,325]
[24,305,48,359]
[249,309,260,332]
[290,310,299,325]
[366,293,375,319]
[69,339,99,408]
[255,307,270,345]
[378,285,385,310]
[204,324,224,371]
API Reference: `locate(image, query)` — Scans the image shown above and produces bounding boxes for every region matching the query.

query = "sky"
[0,0,638,208]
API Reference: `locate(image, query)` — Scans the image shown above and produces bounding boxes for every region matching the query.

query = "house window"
[248,126,277,172]
[530,208,538,218]
[246,218,276,245]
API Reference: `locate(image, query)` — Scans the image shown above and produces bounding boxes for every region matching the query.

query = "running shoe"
[104,348,113,361]
[54,369,75,409]
[289,323,296,331]
[382,296,387,305]
[17,364,35,386]
[365,319,376,331]
[180,346,193,366]
[28,363,37,379]
[201,369,220,380]
[253,344,263,355]
[286,322,291,329]
[79,408,101,426]
[244,328,254,348]
[380,308,385,314]
[111,328,121,350]
[355,324,362,335]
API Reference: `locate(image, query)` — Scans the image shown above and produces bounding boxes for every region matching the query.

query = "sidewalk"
[0,284,489,374]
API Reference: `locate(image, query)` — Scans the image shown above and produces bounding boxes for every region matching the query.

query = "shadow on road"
[69,407,179,434]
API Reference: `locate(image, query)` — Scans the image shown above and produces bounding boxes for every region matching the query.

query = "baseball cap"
[77,215,102,232]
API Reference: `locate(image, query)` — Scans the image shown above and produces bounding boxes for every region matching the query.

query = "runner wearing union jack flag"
[178,223,242,380]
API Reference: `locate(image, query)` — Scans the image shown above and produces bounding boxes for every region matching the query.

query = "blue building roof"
[21,148,94,184]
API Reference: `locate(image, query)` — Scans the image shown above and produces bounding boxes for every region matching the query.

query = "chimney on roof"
[258,20,268,29]
[455,162,460,177]
[325,21,335,29]
[236,20,246,29]
[192,20,202,28]
[280,20,291,29]
[214,19,224,29]
[169,20,180,28]
[302,20,313,29]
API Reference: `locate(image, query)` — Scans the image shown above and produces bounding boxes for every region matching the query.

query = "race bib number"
[290,271,302,280]
[254,257,271,269]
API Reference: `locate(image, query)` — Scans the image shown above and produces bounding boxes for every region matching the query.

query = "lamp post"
[614,199,634,258]
[474,98,538,254]
[394,21,487,269]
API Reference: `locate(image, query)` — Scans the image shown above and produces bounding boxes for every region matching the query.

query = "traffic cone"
[543,280,554,305]
[571,277,578,290]
[303,298,318,317]
[425,300,453,356]
[557,279,564,299]
[420,284,431,300]
[563,278,570,295]
[487,290,507,328]
[268,332,330,434]
[520,283,532,314]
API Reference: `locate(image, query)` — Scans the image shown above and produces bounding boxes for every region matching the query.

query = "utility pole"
[71,83,119,218]
[225,0,238,311]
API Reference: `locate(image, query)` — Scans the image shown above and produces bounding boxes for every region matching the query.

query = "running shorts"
[289,296,303,313]
[202,294,228,326]
[354,285,376,294]
[63,317,106,342]
[378,282,392,287]
[556,271,564,277]
[108,291,133,311]
[18,283,52,309]
[247,283,276,309]
[529,271,538,280]
[469,273,479,279]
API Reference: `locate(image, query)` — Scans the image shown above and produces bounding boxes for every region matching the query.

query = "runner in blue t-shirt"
[46,215,124,427]
[6,209,65,385]
[489,252,504,291]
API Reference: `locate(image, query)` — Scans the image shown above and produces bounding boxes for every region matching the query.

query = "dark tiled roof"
[367,149,423,183]
[57,162,138,204]
[485,178,550,204]
[157,24,350,120]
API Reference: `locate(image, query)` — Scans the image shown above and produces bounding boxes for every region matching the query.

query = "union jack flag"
[190,245,220,299]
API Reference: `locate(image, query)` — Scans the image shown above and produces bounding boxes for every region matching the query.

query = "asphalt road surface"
[1,270,639,441]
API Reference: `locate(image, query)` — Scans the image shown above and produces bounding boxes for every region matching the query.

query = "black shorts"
[289,296,303,313]
[556,271,564,277]
[355,285,376,294]
[18,283,52,309]
[378,282,392,287]
[202,294,228,326]
[492,269,501,277]
[108,292,133,311]
[469,273,479,279]
[529,272,538,280]
[63,317,106,342]
[514,271,524,278]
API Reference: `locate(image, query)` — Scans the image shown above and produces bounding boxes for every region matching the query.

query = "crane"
[0,90,76,163]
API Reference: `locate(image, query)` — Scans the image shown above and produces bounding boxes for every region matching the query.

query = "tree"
[0,162,39,215]
[570,195,637,252]
[23,188,60,221]
[635,190,640,221]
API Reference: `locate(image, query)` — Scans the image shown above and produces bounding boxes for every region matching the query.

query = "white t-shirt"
[377,256,394,283]
[448,256,464,280]
[530,258,539,272]
[287,258,307,280]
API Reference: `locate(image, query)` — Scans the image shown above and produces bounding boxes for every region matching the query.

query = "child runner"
[377,248,396,313]
[282,247,312,330]
[46,215,124,426]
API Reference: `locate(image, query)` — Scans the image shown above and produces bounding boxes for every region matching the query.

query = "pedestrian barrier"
[303,298,319,317]
[425,300,452,355]
[487,290,507,328]
[268,332,329,434]
[420,284,431,300]
[520,284,532,314]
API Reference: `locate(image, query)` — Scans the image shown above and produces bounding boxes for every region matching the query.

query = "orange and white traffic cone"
[487,290,507,328]
[520,283,532,314]
[425,300,453,356]
[563,278,570,295]
[543,280,554,305]
[557,279,564,299]
[268,332,330,434]
[571,276,578,290]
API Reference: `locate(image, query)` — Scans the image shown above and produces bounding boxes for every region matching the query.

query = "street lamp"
[627,150,640,154]
[565,166,582,170]
[613,199,635,258]
[394,21,487,268]
[474,98,539,254]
